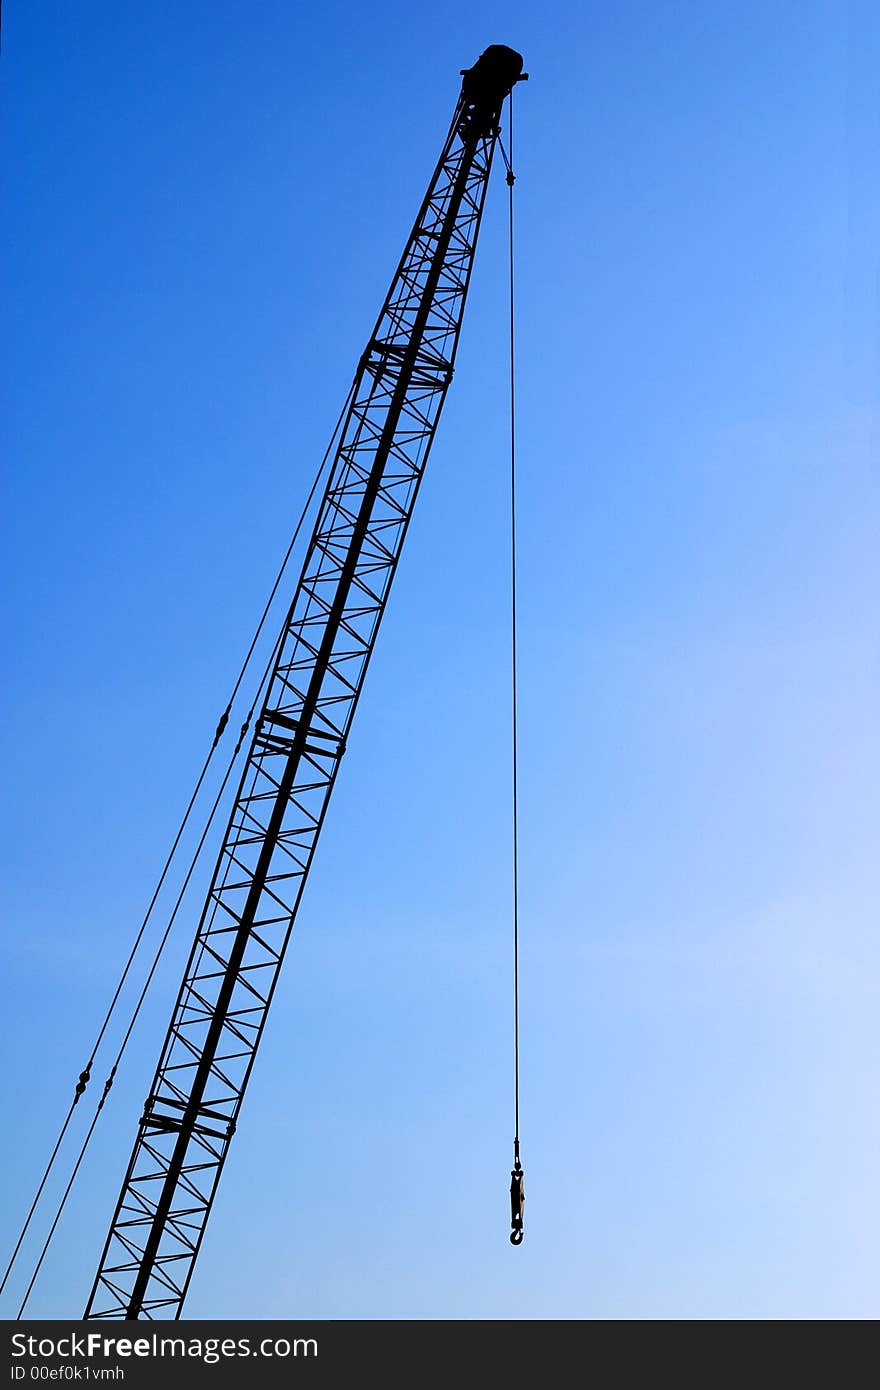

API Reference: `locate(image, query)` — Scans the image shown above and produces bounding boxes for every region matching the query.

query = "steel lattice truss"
[85,92,499,1320]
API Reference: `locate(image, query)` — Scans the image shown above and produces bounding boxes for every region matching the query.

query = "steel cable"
[1,378,356,1308]
[501,93,525,1246]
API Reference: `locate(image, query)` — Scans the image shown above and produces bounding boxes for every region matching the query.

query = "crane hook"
[509,1159,525,1246]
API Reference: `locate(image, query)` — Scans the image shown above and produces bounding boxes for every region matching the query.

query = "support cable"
[0,379,356,1308]
[503,94,526,1248]
[14,615,289,1319]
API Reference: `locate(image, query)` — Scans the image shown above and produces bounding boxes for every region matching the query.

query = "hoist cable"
[502,93,525,1247]
[508,102,520,1158]
[1,378,356,1308]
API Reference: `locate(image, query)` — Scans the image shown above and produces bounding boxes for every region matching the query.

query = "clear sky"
[2,1,878,1320]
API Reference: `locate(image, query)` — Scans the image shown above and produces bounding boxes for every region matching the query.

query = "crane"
[81,44,527,1321]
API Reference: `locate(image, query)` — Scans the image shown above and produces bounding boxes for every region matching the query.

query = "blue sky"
[2,1,878,1319]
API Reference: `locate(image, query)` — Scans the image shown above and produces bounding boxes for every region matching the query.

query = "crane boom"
[84,45,525,1321]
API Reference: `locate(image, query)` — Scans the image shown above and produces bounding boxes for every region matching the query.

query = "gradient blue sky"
[2,1,878,1319]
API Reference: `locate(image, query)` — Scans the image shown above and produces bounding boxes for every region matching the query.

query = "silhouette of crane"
[83,44,527,1321]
